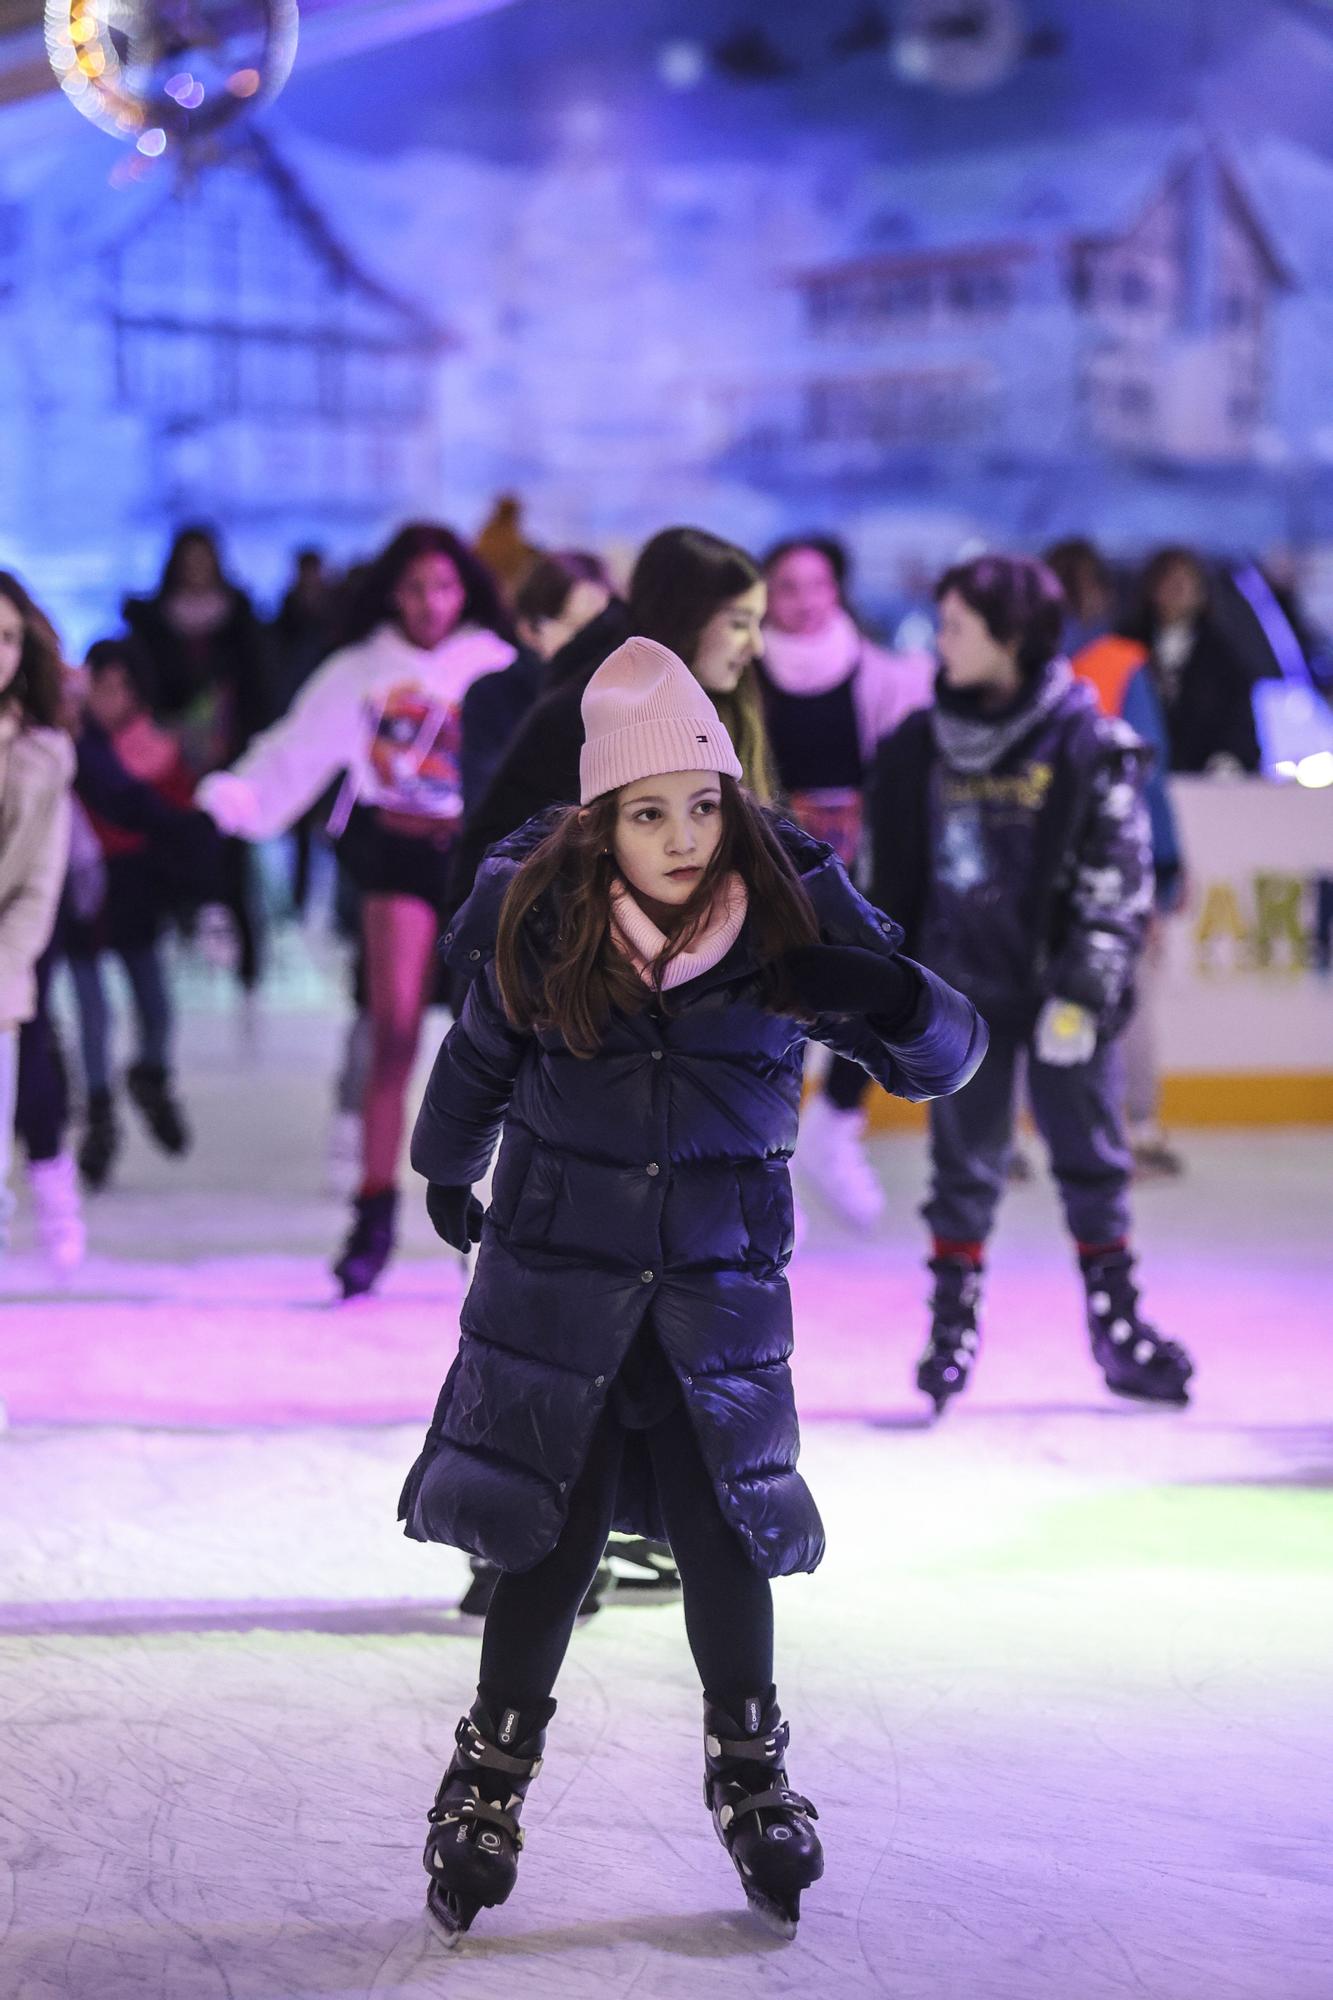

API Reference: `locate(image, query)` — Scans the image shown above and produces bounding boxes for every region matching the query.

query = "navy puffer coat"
[399,815,986,1578]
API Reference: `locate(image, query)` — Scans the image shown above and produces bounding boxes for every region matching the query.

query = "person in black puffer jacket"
[870,555,1195,1417]
[444,526,777,1617]
[398,636,985,1943]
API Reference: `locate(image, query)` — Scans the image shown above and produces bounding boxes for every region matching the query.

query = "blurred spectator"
[0,568,80,1270]
[459,551,614,818]
[123,526,272,769]
[1126,547,1260,775]
[474,493,542,597]
[1047,539,1186,1179]
[759,532,934,1228]
[513,551,613,662]
[271,548,339,717]
[123,526,273,991]
[67,639,221,1191]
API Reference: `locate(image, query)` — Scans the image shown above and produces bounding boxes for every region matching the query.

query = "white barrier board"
[1161,777,1333,1074]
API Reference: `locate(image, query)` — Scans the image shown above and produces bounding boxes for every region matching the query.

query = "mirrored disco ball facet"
[45,0,299,147]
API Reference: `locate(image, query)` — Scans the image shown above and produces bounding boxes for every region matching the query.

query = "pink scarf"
[609,873,748,990]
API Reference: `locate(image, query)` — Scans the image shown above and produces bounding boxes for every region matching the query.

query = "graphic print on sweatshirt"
[360,682,465,821]
[921,759,1053,1012]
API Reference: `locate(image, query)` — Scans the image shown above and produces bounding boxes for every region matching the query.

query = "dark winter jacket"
[870,659,1153,1036]
[445,598,631,913]
[400,814,986,1578]
[73,723,224,950]
[1125,613,1261,774]
[123,590,274,766]
[459,647,544,819]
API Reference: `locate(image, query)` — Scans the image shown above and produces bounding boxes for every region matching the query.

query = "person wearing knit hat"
[397,637,987,1944]
[578,635,742,803]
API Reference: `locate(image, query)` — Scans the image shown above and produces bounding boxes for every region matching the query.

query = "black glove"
[776,944,923,1035]
[426,1183,485,1253]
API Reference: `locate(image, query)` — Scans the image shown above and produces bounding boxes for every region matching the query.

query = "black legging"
[479,1398,774,1719]
[220,837,263,993]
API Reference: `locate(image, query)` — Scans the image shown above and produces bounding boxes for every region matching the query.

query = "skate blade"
[745,1888,799,1940]
[425,1886,475,1948]
[1106,1381,1191,1409]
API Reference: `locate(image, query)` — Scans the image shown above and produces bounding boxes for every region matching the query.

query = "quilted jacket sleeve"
[807,959,988,1103]
[797,838,988,1103]
[1044,720,1154,1024]
[410,960,531,1188]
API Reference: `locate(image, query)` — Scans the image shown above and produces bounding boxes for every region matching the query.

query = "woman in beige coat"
[0,571,74,1255]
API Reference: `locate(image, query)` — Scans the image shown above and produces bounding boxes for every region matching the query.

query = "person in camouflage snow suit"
[869,555,1194,1414]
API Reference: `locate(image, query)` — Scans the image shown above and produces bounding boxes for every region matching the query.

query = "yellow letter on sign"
[1253,873,1307,974]
[1195,881,1250,976]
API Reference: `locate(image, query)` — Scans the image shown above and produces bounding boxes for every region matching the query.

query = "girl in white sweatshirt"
[199,524,518,1296]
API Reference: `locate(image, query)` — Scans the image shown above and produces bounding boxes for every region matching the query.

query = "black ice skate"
[916,1255,983,1415]
[458,1560,498,1619]
[423,1698,554,1945]
[333,1188,398,1298]
[603,1535,682,1601]
[703,1690,823,1939]
[78,1088,120,1190]
[125,1062,191,1156]
[1081,1249,1193,1406]
[460,1559,608,1621]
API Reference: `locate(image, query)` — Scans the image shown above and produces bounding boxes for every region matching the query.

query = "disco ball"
[45,1,300,152]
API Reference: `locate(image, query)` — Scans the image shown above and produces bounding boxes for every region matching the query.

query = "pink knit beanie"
[579,636,743,804]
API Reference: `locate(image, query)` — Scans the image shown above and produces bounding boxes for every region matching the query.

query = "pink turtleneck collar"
[609,873,748,990]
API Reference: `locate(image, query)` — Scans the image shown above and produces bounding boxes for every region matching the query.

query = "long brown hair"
[496,775,818,1056]
[0,571,65,729]
[627,528,778,805]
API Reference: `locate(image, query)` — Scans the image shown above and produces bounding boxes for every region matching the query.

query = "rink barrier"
[862,1072,1333,1130]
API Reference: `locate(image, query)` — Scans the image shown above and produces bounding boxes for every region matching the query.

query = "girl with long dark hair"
[198,522,519,1295]
[398,636,986,1944]
[445,526,778,1616]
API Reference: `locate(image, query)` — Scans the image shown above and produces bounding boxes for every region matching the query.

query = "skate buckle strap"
[719,1786,818,1830]
[455,1715,543,1779]
[427,1794,526,1850]
[707,1718,789,1764]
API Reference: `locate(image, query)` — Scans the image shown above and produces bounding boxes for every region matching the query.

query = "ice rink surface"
[2,969,1330,1999]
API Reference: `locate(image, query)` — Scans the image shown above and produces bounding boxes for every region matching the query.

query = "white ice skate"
[795,1095,886,1228]
[26,1153,87,1274]
[323,1109,362,1198]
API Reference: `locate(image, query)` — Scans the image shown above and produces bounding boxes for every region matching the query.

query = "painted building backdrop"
[3,0,1333,642]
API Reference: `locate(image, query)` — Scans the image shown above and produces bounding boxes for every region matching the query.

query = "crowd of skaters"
[0,506,1305,1313]
[4,504,1324,1943]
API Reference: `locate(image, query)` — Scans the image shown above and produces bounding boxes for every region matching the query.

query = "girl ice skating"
[398,635,986,1942]
[197,524,518,1296]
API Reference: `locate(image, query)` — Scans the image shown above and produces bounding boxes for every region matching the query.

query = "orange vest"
[1069,634,1149,718]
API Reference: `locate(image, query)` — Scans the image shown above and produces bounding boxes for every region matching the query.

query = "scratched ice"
[1,973,1329,1999]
